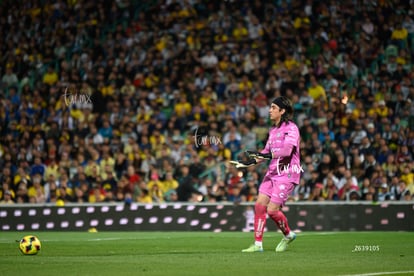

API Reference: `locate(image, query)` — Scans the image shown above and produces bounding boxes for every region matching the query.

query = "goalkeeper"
[231,96,302,252]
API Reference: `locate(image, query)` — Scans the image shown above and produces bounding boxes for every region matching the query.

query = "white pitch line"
[87,238,122,241]
[294,231,341,236]
[338,271,414,276]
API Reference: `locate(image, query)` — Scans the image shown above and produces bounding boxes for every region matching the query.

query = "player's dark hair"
[272,96,293,127]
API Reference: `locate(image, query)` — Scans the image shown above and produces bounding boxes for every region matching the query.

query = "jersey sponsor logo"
[272,192,286,199]
[268,139,283,145]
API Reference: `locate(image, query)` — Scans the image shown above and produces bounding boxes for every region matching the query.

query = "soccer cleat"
[275,231,296,252]
[241,244,264,253]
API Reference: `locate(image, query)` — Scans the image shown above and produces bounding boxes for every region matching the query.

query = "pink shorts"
[258,176,296,205]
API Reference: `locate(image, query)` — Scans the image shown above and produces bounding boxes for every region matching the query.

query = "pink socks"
[254,203,291,243]
[254,203,267,242]
[268,209,291,236]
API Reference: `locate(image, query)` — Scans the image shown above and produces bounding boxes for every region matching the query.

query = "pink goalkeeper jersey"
[261,120,302,185]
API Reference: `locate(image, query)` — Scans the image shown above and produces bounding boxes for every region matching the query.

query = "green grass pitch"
[1,231,413,276]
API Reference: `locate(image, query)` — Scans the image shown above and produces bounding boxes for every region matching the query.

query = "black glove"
[246,150,272,160]
[229,158,257,168]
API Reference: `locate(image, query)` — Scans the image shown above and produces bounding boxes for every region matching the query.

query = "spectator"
[308,75,327,102]
[101,171,118,195]
[377,183,392,201]
[86,125,104,145]
[201,50,219,71]
[224,133,242,160]
[149,181,164,203]
[239,122,257,150]
[350,121,367,146]
[390,23,408,49]
[98,120,113,140]
[337,169,358,191]
[400,165,414,192]
[162,172,179,195]
[317,124,335,144]
[324,177,338,200]
[30,157,46,178]
[338,178,360,201]
[0,190,15,204]
[1,67,18,88]
[189,155,206,180]
[27,174,45,203]
[308,183,325,201]
[42,66,59,87]
[176,165,202,202]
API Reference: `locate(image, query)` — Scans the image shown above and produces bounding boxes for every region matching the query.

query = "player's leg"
[267,182,297,252]
[241,194,269,252]
[254,194,269,244]
[267,202,292,236]
[242,179,272,252]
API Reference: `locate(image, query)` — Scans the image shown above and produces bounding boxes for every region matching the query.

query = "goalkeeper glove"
[246,150,272,160]
[229,159,257,168]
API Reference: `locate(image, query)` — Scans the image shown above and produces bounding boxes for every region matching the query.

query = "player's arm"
[269,144,296,159]
[245,136,273,161]
[246,147,296,160]
[246,150,272,160]
[247,127,299,160]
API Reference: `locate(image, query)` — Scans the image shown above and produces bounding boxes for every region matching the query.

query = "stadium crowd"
[0,0,414,205]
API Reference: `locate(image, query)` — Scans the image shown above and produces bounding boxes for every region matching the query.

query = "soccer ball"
[19,235,41,255]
